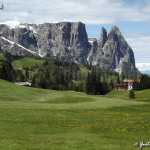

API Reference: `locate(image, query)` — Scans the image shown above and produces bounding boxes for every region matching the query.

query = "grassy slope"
[79,65,90,74]
[12,57,44,69]
[0,79,150,150]
[0,53,4,60]
[106,89,150,101]
[101,75,118,83]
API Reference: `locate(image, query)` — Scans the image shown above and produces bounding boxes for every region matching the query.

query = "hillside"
[0,53,4,60]
[12,57,44,69]
[0,79,142,108]
[0,52,123,95]
[0,79,150,150]
[106,89,150,101]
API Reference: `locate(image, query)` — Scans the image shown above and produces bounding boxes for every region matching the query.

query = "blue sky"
[0,0,150,71]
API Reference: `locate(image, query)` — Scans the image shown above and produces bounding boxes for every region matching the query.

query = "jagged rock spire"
[99,27,107,48]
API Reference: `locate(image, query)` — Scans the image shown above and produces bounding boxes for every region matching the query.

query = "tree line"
[2,51,148,95]
[31,58,117,95]
[0,52,25,82]
[133,74,150,91]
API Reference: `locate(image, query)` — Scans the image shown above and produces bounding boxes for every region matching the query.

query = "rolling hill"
[0,79,150,150]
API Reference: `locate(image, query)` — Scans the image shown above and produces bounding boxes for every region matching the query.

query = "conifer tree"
[25,70,29,80]
[83,72,91,94]
[109,80,114,91]
[117,75,120,84]
[129,89,135,99]
[140,74,149,90]
[133,80,140,91]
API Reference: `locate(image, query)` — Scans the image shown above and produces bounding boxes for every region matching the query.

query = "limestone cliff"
[0,21,138,74]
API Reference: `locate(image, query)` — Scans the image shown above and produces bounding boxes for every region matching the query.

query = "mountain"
[0,21,138,74]
[88,26,138,74]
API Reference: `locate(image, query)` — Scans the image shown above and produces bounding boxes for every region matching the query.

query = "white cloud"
[0,0,150,24]
[136,63,150,71]
[125,33,150,64]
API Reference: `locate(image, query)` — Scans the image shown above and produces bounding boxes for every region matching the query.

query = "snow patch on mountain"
[0,36,38,55]
[29,26,37,34]
[38,49,44,57]
[1,36,14,45]
[0,21,26,29]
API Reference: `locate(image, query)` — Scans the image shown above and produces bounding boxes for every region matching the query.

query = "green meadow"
[12,57,44,69]
[0,53,4,60]
[79,65,90,74]
[0,79,150,150]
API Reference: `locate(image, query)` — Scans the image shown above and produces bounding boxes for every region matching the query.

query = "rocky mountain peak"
[99,27,107,48]
[0,21,139,74]
[88,25,138,74]
[108,25,122,40]
[110,25,120,31]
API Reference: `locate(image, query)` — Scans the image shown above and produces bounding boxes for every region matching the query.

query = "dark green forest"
[0,51,149,95]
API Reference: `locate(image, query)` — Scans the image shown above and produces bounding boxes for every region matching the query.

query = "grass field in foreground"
[0,79,150,150]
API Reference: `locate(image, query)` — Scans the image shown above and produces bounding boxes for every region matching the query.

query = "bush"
[129,89,135,99]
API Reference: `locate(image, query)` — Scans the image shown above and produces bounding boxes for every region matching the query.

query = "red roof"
[123,80,134,83]
[123,79,140,83]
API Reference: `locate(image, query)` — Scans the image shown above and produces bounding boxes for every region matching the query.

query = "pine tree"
[96,75,102,95]
[0,63,6,79]
[140,74,149,90]
[91,71,97,94]
[129,89,135,99]
[83,71,102,95]
[16,70,25,82]
[83,72,91,94]
[117,75,120,84]
[25,70,29,80]
[133,80,140,91]
[109,80,114,91]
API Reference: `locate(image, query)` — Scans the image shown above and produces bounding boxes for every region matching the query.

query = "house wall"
[115,85,128,91]
[128,82,133,90]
